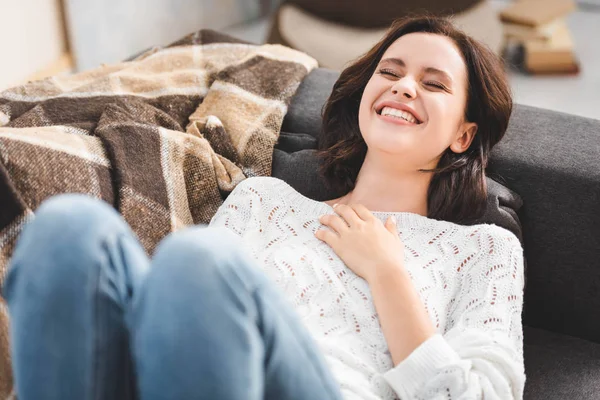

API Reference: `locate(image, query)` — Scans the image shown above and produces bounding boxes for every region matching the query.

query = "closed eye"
[424,81,447,91]
[379,68,448,91]
[378,68,399,78]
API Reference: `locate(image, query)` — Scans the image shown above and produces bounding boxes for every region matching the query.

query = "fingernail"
[333,203,338,208]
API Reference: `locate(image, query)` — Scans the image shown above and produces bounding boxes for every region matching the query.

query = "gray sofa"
[273,68,600,399]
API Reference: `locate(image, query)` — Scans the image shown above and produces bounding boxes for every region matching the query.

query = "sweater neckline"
[274,178,435,228]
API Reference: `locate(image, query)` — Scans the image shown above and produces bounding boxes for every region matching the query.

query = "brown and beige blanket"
[0,30,317,397]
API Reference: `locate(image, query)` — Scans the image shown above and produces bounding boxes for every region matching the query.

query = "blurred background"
[0,0,598,119]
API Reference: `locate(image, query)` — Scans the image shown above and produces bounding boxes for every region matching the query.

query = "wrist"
[368,260,408,285]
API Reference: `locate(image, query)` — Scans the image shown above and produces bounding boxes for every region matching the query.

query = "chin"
[365,137,411,155]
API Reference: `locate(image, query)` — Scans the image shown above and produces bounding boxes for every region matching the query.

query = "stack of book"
[500,0,579,74]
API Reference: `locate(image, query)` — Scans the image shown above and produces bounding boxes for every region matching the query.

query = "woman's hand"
[315,203,406,282]
[317,204,435,366]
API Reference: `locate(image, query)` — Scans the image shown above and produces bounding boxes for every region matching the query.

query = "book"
[503,18,564,41]
[524,21,580,74]
[526,61,580,75]
[500,0,577,27]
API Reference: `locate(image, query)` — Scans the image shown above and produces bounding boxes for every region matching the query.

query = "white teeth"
[380,106,418,124]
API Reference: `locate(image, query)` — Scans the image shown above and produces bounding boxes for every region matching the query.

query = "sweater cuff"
[383,333,460,398]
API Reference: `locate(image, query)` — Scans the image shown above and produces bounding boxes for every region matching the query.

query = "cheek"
[435,95,466,125]
[424,97,460,134]
[418,100,464,154]
[358,98,369,124]
[359,83,375,112]
[358,80,384,133]
[358,92,375,136]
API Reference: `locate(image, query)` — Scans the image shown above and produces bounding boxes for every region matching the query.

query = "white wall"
[63,0,273,71]
[0,0,67,90]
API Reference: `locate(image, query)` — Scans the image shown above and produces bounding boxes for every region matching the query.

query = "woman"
[4,16,525,400]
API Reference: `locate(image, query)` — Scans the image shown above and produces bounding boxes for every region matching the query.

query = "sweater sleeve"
[383,225,526,400]
[208,177,264,238]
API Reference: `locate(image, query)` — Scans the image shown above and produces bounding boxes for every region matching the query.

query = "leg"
[132,226,343,400]
[3,194,149,400]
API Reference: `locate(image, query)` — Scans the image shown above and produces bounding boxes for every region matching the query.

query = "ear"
[449,122,478,154]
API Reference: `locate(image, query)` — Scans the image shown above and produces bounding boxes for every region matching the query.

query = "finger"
[319,214,349,234]
[314,228,339,246]
[348,203,374,221]
[385,216,397,233]
[332,203,360,227]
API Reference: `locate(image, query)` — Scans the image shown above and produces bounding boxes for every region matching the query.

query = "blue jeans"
[3,195,344,400]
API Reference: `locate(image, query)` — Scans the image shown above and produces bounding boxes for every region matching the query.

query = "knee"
[36,193,119,227]
[148,226,253,295]
[6,194,129,294]
[154,226,243,268]
[20,194,126,250]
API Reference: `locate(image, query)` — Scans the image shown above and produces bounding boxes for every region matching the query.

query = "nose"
[391,77,417,99]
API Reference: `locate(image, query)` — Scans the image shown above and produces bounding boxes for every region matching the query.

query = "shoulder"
[440,220,522,252]
[479,224,523,254]
[467,223,523,258]
[465,224,525,281]
[227,176,291,207]
[233,176,287,192]
[433,222,523,270]
[421,218,521,250]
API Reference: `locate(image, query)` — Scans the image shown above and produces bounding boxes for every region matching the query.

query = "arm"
[377,227,526,400]
[369,266,436,366]
[315,204,525,399]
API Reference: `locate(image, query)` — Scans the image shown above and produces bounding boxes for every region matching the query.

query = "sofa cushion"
[281,68,339,136]
[285,0,481,28]
[523,326,600,399]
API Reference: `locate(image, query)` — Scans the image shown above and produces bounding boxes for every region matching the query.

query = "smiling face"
[358,32,477,171]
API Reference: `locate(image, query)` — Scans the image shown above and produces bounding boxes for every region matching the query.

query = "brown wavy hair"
[316,16,512,223]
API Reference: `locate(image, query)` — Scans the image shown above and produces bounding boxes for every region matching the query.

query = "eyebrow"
[378,57,454,85]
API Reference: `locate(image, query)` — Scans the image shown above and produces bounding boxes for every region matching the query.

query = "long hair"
[316,16,512,223]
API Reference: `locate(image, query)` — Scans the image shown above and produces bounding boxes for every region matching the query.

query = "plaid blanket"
[0,29,317,397]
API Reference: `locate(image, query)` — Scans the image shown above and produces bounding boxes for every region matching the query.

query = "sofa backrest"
[280,68,600,344]
[489,103,600,344]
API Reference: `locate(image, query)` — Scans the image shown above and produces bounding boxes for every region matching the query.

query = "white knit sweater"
[209,176,526,400]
